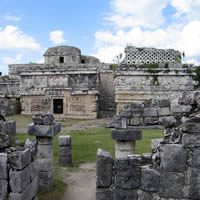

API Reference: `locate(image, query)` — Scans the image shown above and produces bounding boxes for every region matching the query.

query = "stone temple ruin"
[0,45,198,121]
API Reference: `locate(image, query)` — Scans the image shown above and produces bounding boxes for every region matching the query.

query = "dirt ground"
[61,163,96,200]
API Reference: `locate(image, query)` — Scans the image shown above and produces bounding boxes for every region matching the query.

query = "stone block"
[36,158,53,171]
[9,166,30,193]
[43,115,54,126]
[0,133,9,150]
[36,137,53,145]
[111,129,142,141]
[8,149,31,170]
[130,117,144,126]
[159,172,184,198]
[158,107,171,116]
[151,139,163,151]
[115,141,135,158]
[182,122,200,134]
[141,166,160,192]
[28,123,61,137]
[184,167,200,199]
[38,170,53,192]
[0,180,7,200]
[3,120,16,144]
[159,99,170,107]
[192,149,200,168]
[182,134,200,147]
[144,108,158,117]
[114,189,137,200]
[131,108,143,117]
[160,144,186,172]
[29,161,38,181]
[121,118,127,129]
[59,156,72,166]
[144,117,159,125]
[160,116,177,128]
[96,189,113,200]
[115,156,141,189]
[96,149,113,188]
[58,135,71,146]
[37,144,53,159]
[59,146,71,156]
[0,153,7,179]
[24,139,37,161]
[171,98,192,113]
[137,190,153,200]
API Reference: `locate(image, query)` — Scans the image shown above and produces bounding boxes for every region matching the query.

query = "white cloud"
[106,0,169,28]
[4,15,22,22]
[0,26,40,50]
[50,30,67,45]
[1,54,23,64]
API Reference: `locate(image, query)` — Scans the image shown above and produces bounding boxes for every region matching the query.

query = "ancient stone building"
[6,46,115,119]
[115,46,196,114]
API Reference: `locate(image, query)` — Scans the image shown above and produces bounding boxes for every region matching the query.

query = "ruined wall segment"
[123,46,181,64]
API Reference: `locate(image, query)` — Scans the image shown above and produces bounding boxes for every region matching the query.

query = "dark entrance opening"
[60,56,64,63]
[53,99,63,114]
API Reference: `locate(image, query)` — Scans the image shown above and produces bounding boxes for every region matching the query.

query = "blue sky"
[1,0,200,74]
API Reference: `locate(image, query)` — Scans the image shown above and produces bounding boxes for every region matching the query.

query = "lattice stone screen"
[123,46,181,64]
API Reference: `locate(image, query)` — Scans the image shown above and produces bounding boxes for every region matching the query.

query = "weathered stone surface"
[0,180,7,200]
[151,139,163,151]
[24,139,37,161]
[0,133,9,149]
[115,141,135,158]
[8,149,31,170]
[158,107,170,116]
[28,123,61,137]
[160,116,177,128]
[29,161,38,181]
[182,122,200,134]
[38,170,53,192]
[36,137,52,145]
[182,134,200,147]
[131,108,143,117]
[111,129,142,141]
[0,153,7,179]
[115,156,141,189]
[58,135,71,146]
[141,166,160,192]
[97,149,113,188]
[130,117,144,126]
[144,117,159,125]
[37,144,53,159]
[159,99,170,107]
[59,146,71,155]
[3,120,16,144]
[96,189,113,200]
[59,157,72,166]
[114,189,137,200]
[160,144,186,172]
[137,190,153,200]
[36,158,53,171]
[121,118,127,129]
[171,98,192,113]
[9,167,30,193]
[159,172,184,198]
[144,108,158,117]
[184,167,200,199]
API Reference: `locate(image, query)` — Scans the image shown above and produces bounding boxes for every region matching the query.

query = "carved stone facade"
[6,46,115,119]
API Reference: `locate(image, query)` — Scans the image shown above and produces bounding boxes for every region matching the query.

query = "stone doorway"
[53,99,63,114]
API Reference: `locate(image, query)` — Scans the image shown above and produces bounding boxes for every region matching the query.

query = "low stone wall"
[0,98,21,116]
[97,112,200,199]
[109,91,200,129]
[0,136,38,200]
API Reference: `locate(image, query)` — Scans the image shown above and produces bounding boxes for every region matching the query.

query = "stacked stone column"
[111,129,142,158]
[58,135,72,166]
[28,114,61,192]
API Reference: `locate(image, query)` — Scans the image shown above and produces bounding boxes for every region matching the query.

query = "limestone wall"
[115,63,196,114]
[97,91,200,200]
[99,71,116,116]
[0,137,38,200]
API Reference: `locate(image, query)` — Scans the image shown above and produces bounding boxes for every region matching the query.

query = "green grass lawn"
[15,121,163,200]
